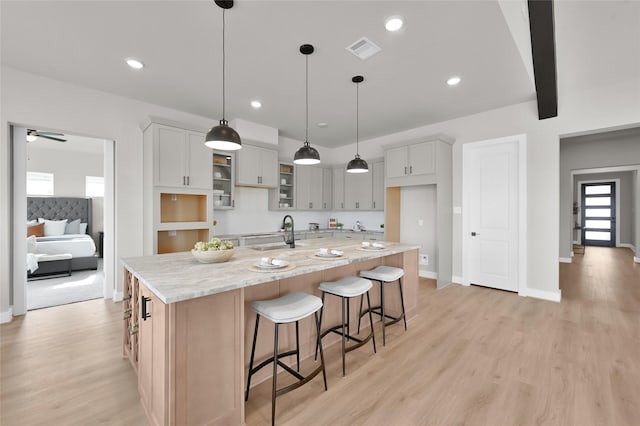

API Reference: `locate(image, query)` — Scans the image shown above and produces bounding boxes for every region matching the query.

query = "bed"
[27,197,98,279]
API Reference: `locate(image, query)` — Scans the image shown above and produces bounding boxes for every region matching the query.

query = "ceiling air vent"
[346,37,381,60]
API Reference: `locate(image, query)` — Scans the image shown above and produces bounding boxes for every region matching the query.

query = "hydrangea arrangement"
[193,237,234,251]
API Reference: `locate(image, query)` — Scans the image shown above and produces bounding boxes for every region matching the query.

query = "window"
[26,172,54,195]
[85,176,104,197]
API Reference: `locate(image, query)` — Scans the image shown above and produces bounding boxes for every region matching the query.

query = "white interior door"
[464,137,521,292]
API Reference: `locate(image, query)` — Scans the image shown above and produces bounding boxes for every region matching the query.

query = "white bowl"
[191,248,235,263]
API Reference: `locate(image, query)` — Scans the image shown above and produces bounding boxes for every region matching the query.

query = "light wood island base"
[122,241,419,426]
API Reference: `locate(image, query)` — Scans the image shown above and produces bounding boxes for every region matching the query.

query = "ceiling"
[2,1,638,149]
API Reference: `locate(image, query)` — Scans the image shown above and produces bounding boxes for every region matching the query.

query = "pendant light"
[293,44,321,165]
[205,0,242,151]
[346,75,368,173]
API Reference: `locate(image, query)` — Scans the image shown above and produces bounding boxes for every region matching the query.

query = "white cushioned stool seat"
[319,276,372,298]
[360,265,404,282]
[252,292,323,324]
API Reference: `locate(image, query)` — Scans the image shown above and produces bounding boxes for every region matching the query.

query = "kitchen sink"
[249,242,306,251]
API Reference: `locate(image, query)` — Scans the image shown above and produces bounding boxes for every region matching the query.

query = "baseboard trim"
[452,275,464,285]
[419,270,438,280]
[526,288,562,303]
[570,251,574,257]
[619,243,636,253]
[113,291,123,302]
[559,257,572,264]
[634,256,640,264]
[1,307,13,324]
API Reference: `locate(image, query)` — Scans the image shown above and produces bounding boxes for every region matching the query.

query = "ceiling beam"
[528,0,558,120]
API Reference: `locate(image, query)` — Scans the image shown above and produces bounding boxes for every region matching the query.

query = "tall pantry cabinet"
[142,118,213,255]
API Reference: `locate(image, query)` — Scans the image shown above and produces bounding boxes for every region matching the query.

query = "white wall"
[2,65,639,319]
[27,145,105,240]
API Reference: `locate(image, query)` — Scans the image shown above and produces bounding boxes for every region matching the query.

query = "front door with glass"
[581,182,616,247]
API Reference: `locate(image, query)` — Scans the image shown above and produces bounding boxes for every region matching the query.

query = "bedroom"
[24,133,106,310]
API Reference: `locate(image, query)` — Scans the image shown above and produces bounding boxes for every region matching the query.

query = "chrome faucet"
[281,215,295,248]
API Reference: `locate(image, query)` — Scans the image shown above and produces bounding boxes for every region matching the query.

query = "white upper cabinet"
[154,124,211,189]
[344,169,373,210]
[295,165,323,210]
[322,168,332,210]
[333,167,345,211]
[372,160,384,211]
[385,141,435,179]
[236,144,278,187]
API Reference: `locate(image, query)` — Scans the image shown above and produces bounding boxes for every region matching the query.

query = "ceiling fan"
[26,129,67,142]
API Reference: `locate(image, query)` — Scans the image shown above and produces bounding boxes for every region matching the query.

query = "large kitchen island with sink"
[121,237,419,426]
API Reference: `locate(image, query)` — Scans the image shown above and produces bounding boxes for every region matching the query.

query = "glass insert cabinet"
[212,151,235,209]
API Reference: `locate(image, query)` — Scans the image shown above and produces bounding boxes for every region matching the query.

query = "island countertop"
[121,238,419,304]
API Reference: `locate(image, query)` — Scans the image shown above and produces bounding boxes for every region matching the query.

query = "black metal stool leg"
[380,280,386,346]
[295,320,300,371]
[245,314,260,401]
[272,323,279,426]
[315,292,326,361]
[346,297,351,342]
[341,296,346,376]
[366,291,377,353]
[357,294,364,334]
[315,311,328,390]
[398,277,407,330]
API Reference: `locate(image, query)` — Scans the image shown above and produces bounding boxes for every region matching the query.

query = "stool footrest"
[275,364,325,398]
[248,349,298,378]
[361,305,405,326]
[321,325,373,353]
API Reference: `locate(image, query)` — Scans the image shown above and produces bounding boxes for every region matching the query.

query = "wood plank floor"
[1,246,638,425]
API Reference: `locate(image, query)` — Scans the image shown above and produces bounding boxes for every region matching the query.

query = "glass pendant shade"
[294,141,321,165]
[205,119,242,150]
[346,154,368,173]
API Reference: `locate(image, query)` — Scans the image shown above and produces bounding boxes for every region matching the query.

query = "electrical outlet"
[419,254,429,265]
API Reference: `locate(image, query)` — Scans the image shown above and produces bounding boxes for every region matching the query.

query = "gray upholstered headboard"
[27,197,92,236]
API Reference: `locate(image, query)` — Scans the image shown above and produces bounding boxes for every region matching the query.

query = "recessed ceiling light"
[126,58,144,70]
[250,100,262,108]
[317,122,328,128]
[447,76,461,86]
[385,16,403,32]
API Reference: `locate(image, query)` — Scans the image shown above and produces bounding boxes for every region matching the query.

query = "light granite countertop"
[121,238,418,304]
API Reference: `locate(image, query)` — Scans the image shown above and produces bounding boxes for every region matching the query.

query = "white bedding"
[36,234,96,258]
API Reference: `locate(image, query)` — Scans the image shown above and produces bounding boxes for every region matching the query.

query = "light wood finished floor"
[2,246,638,425]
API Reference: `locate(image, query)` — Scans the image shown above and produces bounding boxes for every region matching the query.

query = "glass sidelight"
[581,182,616,247]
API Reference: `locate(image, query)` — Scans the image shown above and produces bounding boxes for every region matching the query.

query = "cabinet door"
[156,125,187,187]
[138,284,168,426]
[332,168,345,210]
[213,151,234,209]
[372,161,384,211]
[186,131,212,189]
[294,166,311,209]
[385,146,408,179]
[236,145,262,185]
[322,168,332,210]
[408,142,435,176]
[260,148,278,187]
[309,166,323,210]
[344,170,372,210]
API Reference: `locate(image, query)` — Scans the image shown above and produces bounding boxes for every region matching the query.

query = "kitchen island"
[122,238,419,426]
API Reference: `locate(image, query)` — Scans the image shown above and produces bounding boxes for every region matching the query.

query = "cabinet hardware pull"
[404,166,407,175]
[373,201,376,208]
[410,166,413,174]
[232,200,235,208]
[141,296,151,321]
[309,202,312,209]
[187,176,190,185]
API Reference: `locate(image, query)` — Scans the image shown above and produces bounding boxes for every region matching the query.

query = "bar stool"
[315,276,377,376]
[245,292,328,426]
[358,265,407,346]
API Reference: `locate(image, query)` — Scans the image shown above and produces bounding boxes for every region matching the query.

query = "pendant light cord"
[356,81,359,156]
[222,9,226,121]
[305,54,309,143]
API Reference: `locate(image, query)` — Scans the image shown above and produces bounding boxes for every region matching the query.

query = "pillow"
[38,218,68,236]
[26,235,37,253]
[80,223,88,234]
[27,223,45,237]
[65,218,81,234]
